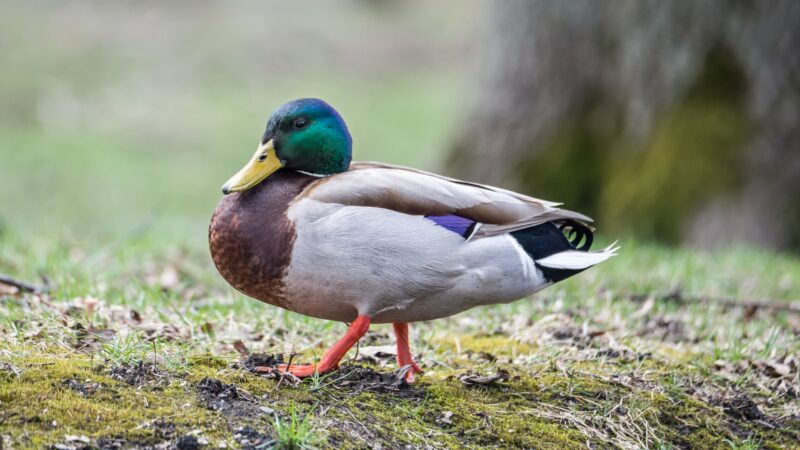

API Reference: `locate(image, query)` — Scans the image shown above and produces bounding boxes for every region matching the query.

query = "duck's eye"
[293,118,308,129]
[258,153,267,162]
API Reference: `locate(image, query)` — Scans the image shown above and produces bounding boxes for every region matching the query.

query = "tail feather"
[510,221,617,283]
[536,242,619,270]
[558,219,593,251]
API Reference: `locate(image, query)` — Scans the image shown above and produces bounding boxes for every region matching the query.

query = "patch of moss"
[2,338,796,449]
[0,352,230,449]
[187,354,230,370]
[434,332,536,357]
[423,377,588,449]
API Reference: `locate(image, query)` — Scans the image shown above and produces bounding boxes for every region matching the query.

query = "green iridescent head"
[222,98,352,194]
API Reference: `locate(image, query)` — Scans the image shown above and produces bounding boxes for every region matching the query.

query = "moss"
[322,374,588,449]
[434,332,536,357]
[0,352,231,449]
[187,354,229,370]
[1,337,796,449]
[423,378,588,449]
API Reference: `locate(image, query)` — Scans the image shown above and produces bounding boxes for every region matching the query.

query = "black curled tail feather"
[558,219,593,251]
[510,220,595,283]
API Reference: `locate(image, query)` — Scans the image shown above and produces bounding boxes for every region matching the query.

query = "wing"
[301,162,592,239]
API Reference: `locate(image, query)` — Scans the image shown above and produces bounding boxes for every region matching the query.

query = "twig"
[0,274,48,294]
[350,338,360,365]
[275,352,298,389]
[624,290,800,313]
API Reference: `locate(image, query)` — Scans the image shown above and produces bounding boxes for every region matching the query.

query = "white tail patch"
[536,242,620,270]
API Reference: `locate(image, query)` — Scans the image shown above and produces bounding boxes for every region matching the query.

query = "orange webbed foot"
[253,315,371,380]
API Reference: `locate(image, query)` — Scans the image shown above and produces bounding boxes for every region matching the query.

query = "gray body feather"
[285,198,548,323]
[279,163,615,323]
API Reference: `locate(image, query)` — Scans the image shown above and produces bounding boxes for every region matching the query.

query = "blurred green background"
[1,0,798,253]
[0,1,473,248]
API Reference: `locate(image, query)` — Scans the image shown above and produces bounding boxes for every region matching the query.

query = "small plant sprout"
[271,402,324,450]
[98,331,149,366]
[723,434,762,450]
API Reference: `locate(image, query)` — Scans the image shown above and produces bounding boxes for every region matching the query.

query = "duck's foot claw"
[398,363,424,383]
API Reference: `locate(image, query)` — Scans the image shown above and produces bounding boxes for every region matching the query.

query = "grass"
[273,402,324,450]
[724,435,763,450]
[0,70,463,242]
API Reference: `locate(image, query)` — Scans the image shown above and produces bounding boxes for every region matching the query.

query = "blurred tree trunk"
[448,0,800,250]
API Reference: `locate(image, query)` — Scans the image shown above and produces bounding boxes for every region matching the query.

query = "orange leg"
[393,322,423,382]
[260,315,371,378]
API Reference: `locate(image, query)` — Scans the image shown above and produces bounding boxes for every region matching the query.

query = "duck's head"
[222,98,352,194]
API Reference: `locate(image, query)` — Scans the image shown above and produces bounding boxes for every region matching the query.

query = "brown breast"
[208,171,316,309]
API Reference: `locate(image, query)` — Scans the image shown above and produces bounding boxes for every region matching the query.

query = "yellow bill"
[221,140,284,194]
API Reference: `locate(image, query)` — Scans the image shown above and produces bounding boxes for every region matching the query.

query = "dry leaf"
[233,340,250,356]
[130,310,142,323]
[0,282,19,296]
[439,411,454,424]
[356,345,397,362]
[84,297,98,316]
[159,266,179,290]
[64,435,90,444]
[459,370,509,387]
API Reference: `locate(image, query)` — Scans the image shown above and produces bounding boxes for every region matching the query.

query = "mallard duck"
[209,98,617,381]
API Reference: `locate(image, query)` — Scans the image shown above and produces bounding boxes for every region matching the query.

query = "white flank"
[507,235,534,279]
[536,242,620,270]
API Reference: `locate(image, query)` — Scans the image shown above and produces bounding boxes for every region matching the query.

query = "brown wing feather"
[301,162,592,239]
